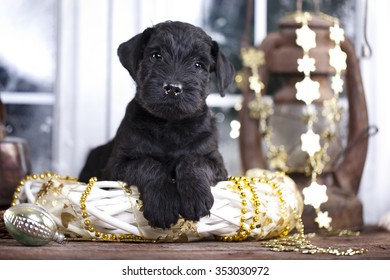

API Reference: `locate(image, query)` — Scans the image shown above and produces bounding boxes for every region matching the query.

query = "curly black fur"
[79,21,235,228]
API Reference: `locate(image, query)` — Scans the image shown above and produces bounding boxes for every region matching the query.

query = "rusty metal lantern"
[238,3,370,230]
[0,96,31,209]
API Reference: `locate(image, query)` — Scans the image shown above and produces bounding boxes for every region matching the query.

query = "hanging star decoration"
[241,47,265,96]
[322,20,347,142]
[241,47,265,68]
[323,97,343,123]
[294,13,342,230]
[240,12,348,230]
[296,24,317,52]
[295,77,320,105]
[241,47,290,172]
[268,146,288,171]
[300,18,347,230]
[297,55,316,75]
[330,75,344,94]
[315,211,333,229]
[329,23,345,44]
[241,47,266,119]
[302,181,328,209]
[329,46,347,72]
[300,129,321,156]
[295,17,319,107]
[248,75,264,94]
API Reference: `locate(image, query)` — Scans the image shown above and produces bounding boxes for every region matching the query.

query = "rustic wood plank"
[0,226,389,260]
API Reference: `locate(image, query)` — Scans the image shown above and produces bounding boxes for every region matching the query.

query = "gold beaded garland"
[78,177,147,242]
[9,172,366,255]
[11,172,78,206]
[215,175,365,256]
[11,172,149,242]
[217,175,286,242]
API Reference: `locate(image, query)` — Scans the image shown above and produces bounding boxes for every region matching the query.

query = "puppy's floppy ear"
[211,41,235,97]
[117,27,154,81]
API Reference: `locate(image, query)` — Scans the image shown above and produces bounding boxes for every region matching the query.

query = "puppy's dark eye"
[152,52,162,60]
[195,62,205,70]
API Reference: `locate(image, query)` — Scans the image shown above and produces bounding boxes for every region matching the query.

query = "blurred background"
[0,0,389,226]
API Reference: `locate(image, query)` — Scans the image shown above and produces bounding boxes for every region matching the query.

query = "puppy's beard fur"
[135,87,208,120]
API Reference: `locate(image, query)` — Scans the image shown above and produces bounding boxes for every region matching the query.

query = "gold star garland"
[240,12,347,230]
[241,47,289,171]
[295,14,347,230]
[294,13,329,229]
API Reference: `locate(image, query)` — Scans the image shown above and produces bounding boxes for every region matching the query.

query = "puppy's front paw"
[180,193,213,221]
[141,186,181,229]
[178,178,214,221]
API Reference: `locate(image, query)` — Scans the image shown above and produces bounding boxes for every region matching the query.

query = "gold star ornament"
[302,181,328,209]
[296,24,317,52]
[268,146,288,171]
[248,76,264,94]
[329,24,345,44]
[315,211,332,229]
[329,45,347,72]
[301,129,321,156]
[297,55,316,75]
[330,75,344,94]
[295,77,320,105]
[241,47,265,68]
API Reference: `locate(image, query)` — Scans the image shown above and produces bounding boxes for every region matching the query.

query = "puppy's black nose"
[163,83,183,96]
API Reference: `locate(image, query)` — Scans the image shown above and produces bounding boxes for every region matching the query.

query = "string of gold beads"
[251,175,290,238]
[260,231,366,256]
[217,176,262,242]
[10,172,76,206]
[259,201,366,256]
[79,177,146,242]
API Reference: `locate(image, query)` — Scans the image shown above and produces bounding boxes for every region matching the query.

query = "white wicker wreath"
[12,168,303,242]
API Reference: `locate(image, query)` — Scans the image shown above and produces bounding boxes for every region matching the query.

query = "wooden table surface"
[1,226,389,260]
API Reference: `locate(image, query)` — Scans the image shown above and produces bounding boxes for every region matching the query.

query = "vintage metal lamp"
[238,2,370,230]
[0,95,31,209]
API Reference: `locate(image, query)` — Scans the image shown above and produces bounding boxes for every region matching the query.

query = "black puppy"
[79,21,235,229]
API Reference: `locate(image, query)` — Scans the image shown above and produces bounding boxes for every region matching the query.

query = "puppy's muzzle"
[163,83,183,96]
